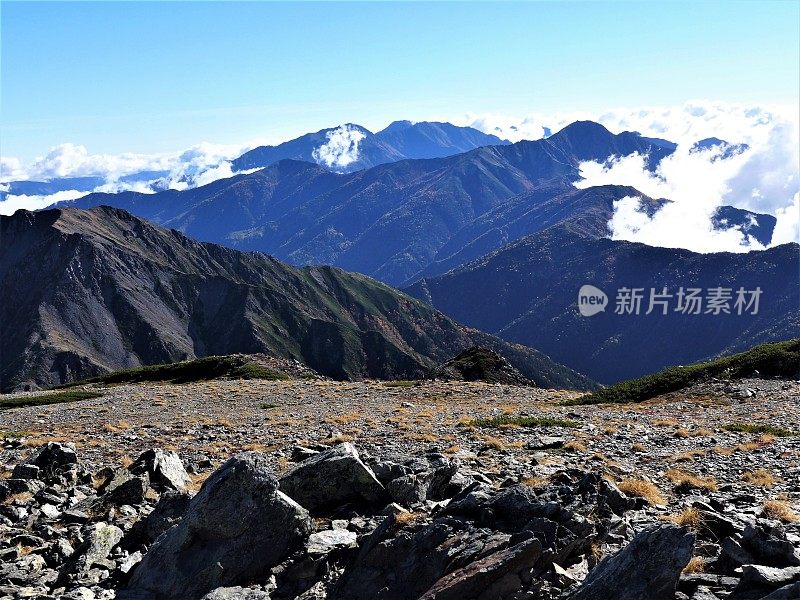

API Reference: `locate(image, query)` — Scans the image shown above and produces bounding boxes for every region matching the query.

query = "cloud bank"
[573,116,798,252]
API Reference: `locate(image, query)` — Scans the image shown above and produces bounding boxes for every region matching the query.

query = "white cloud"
[772,193,800,246]
[456,101,797,148]
[312,125,366,169]
[574,112,799,251]
[0,140,265,212]
[0,190,88,216]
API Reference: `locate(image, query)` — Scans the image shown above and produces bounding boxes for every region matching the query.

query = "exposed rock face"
[567,524,695,600]
[430,347,533,385]
[123,452,311,599]
[279,443,389,514]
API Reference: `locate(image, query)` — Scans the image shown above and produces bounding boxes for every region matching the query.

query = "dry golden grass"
[241,443,269,452]
[664,469,718,492]
[736,442,760,452]
[673,450,706,463]
[326,413,361,425]
[683,556,706,573]
[119,455,133,468]
[663,507,703,529]
[674,428,691,439]
[763,500,800,523]
[393,510,424,526]
[186,472,210,493]
[443,445,462,455]
[325,434,354,445]
[521,475,550,489]
[693,428,714,437]
[618,479,667,505]
[631,442,647,453]
[564,440,588,453]
[653,418,679,427]
[742,468,778,488]
[407,433,438,443]
[481,436,506,450]
[760,434,776,445]
[2,491,33,506]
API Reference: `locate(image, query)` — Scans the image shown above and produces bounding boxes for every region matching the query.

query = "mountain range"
[232,120,511,173]
[406,225,799,383]
[6,119,794,389]
[63,121,697,285]
[0,206,593,392]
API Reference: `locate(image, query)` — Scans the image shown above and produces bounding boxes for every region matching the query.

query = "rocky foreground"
[0,377,798,599]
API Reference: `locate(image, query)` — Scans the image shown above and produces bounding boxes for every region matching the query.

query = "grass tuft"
[618,479,666,505]
[762,500,800,523]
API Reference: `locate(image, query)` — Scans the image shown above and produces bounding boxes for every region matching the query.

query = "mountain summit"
[231,120,510,173]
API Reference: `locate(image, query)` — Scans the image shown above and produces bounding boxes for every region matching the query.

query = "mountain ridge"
[62,121,694,285]
[0,206,594,392]
[405,225,799,383]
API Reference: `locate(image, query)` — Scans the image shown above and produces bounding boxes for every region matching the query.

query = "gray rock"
[127,490,190,545]
[690,587,720,600]
[527,436,565,450]
[201,587,271,600]
[61,587,96,600]
[30,442,78,471]
[123,452,311,600]
[11,464,41,480]
[60,522,123,581]
[128,448,190,491]
[279,443,388,513]
[762,582,800,599]
[742,523,800,567]
[568,525,695,600]
[387,474,426,506]
[740,564,800,586]
[333,514,509,600]
[418,537,544,599]
[307,529,358,554]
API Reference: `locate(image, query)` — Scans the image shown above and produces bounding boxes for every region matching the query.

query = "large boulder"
[418,537,544,599]
[279,443,389,513]
[128,448,190,491]
[25,442,78,480]
[331,515,510,600]
[123,452,311,599]
[567,524,695,600]
[58,522,123,584]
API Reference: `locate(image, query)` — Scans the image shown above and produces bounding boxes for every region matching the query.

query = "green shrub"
[1,390,103,410]
[462,415,579,428]
[567,339,800,405]
[723,423,795,437]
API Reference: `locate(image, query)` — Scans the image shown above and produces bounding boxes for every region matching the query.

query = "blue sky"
[2,1,799,161]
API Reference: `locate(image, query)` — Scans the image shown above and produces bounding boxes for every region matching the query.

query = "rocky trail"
[0,377,798,599]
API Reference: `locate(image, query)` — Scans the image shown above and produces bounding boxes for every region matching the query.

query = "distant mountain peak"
[380,120,415,133]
